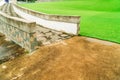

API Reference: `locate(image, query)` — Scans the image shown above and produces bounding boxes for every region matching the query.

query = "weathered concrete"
[0,11,38,52]
[13,4,80,35]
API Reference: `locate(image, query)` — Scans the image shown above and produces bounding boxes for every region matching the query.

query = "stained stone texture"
[0,6,38,52]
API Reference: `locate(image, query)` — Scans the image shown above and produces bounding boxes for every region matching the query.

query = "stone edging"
[0,11,36,33]
[14,4,80,24]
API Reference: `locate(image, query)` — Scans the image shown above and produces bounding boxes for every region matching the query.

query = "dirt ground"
[0,36,120,80]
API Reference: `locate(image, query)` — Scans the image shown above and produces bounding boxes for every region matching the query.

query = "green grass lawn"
[19,0,120,43]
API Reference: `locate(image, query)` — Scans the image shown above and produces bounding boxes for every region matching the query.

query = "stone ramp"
[0,3,73,63]
[0,3,73,48]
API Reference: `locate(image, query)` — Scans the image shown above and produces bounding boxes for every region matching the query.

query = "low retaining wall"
[13,4,80,35]
[0,12,38,52]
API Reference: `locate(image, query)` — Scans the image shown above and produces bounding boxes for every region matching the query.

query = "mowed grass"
[19,0,120,43]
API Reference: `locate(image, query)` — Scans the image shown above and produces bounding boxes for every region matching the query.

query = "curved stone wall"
[13,4,80,35]
[0,12,38,52]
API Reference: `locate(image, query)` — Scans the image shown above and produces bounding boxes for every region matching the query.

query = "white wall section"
[13,6,78,35]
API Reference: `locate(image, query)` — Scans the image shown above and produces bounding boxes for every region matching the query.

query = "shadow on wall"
[0,33,25,64]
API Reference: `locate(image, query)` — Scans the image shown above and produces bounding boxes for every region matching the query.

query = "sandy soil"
[0,36,120,80]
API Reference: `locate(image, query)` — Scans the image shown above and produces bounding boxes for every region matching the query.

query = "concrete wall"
[13,4,80,35]
[0,12,38,52]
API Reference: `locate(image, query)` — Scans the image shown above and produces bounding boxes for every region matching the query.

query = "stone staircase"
[0,3,73,46]
[0,3,74,64]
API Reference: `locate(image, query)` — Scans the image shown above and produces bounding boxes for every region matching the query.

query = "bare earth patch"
[0,36,120,80]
